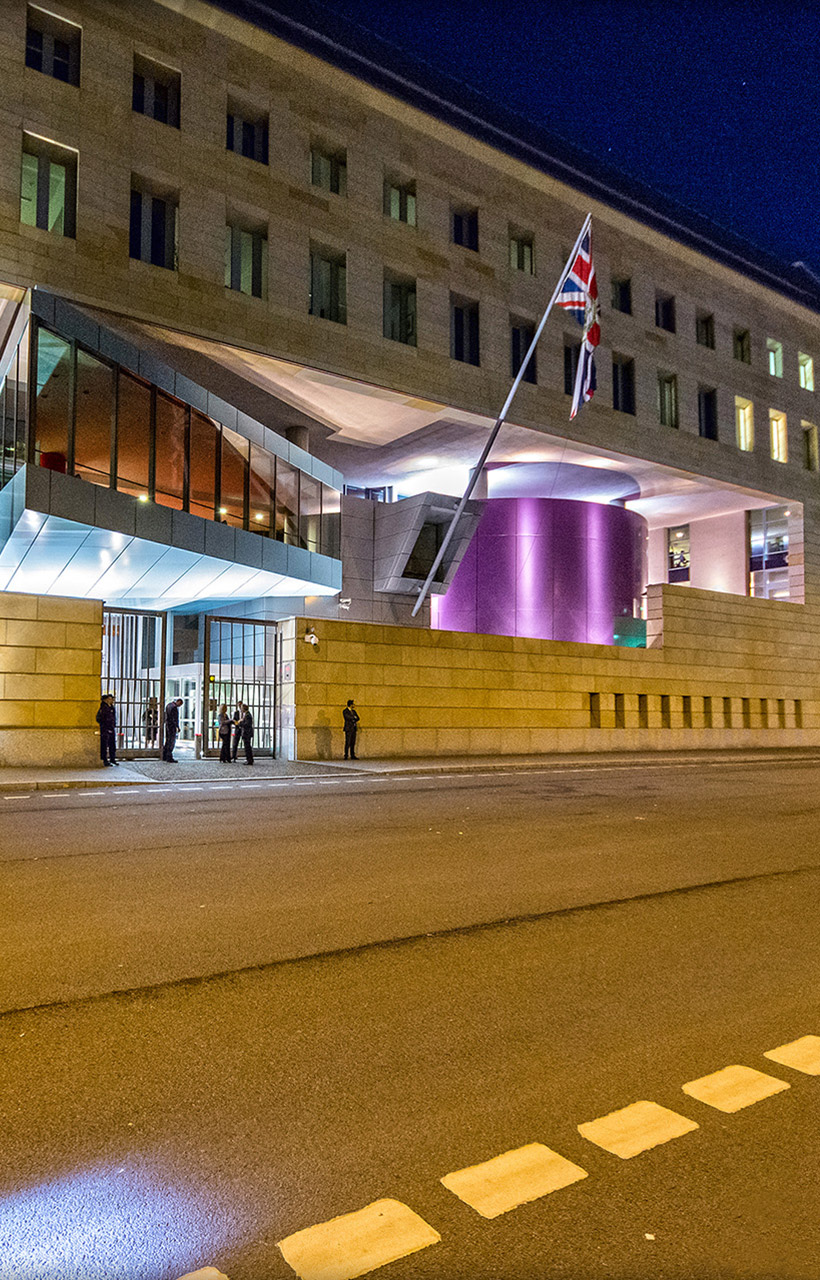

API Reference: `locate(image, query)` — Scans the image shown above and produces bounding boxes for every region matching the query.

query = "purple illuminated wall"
[431,497,647,645]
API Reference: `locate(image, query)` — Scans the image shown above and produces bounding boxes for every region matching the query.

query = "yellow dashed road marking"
[578,1100,698,1159]
[441,1142,588,1218]
[277,1198,440,1280]
[764,1035,820,1075]
[682,1064,789,1112]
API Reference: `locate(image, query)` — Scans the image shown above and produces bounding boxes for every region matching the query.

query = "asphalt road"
[1,756,820,1279]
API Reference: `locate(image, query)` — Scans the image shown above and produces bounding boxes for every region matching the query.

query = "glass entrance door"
[101,608,166,757]
[202,617,278,756]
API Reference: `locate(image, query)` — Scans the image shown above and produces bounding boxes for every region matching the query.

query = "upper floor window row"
[25,5,80,86]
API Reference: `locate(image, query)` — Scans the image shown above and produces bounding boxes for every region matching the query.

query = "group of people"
[96,695,253,765]
[98,694,358,766]
[217,703,255,765]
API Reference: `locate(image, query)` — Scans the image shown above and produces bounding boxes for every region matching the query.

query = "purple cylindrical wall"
[431,497,646,645]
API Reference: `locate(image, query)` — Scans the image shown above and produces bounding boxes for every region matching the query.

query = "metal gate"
[101,608,167,757]
[202,616,279,757]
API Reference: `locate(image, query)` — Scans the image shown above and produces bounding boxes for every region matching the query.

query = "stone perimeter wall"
[0,591,102,767]
[292,584,819,759]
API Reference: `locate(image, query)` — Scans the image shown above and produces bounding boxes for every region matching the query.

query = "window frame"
[309,246,347,323]
[735,395,754,451]
[798,352,815,391]
[657,370,679,428]
[25,4,81,85]
[451,206,479,252]
[450,293,480,365]
[769,408,788,463]
[20,133,77,238]
[610,277,632,315]
[311,145,347,196]
[655,292,676,333]
[510,317,536,383]
[612,353,636,414]
[509,230,534,274]
[383,273,417,346]
[132,54,181,128]
[384,178,416,226]
[226,102,269,165]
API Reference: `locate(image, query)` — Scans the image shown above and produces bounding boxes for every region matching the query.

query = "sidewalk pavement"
[0,747,817,792]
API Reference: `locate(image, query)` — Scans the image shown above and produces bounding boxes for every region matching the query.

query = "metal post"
[411,212,592,618]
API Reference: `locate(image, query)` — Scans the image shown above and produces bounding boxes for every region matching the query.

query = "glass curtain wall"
[29,321,341,553]
[0,325,29,489]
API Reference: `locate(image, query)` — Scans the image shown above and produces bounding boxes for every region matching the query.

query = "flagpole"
[410,211,592,618]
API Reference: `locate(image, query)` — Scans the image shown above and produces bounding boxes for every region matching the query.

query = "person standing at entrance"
[238,703,254,765]
[144,696,159,747]
[217,703,232,763]
[230,704,242,762]
[343,698,360,759]
[163,697,183,762]
[96,693,118,767]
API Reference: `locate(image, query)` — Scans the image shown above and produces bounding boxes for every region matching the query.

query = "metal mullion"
[66,339,77,474]
[214,424,222,520]
[243,438,250,530]
[109,367,118,488]
[183,404,190,510]
[148,384,157,500]
[27,321,38,464]
[202,615,211,754]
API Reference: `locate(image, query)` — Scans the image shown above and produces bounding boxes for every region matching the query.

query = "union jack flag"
[556,229,600,419]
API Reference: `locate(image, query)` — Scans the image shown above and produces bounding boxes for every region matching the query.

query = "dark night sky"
[254,0,820,276]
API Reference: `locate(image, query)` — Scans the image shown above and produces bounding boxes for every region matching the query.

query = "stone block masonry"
[292,584,820,759]
[0,591,102,767]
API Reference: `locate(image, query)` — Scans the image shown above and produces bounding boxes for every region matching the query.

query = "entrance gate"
[202,616,279,757]
[101,608,167,757]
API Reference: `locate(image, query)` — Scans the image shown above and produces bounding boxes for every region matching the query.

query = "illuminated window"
[798,352,815,390]
[769,409,787,462]
[667,524,690,582]
[452,206,478,251]
[611,277,632,314]
[132,55,180,127]
[749,506,790,599]
[384,179,416,225]
[20,134,77,237]
[658,371,678,427]
[767,339,784,378]
[26,4,80,84]
[225,221,267,298]
[655,292,676,332]
[733,327,751,363]
[695,312,715,348]
[311,145,346,195]
[802,421,819,471]
[735,396,754,451]
[509,230,534,273]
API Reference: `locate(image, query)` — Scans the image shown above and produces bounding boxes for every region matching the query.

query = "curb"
[0,749,818,793]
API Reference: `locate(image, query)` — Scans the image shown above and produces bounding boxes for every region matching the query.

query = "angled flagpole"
[411,211,592,618]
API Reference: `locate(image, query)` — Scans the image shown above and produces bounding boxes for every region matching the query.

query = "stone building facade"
[0,0,818,762]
